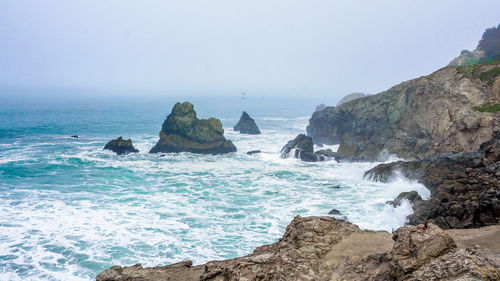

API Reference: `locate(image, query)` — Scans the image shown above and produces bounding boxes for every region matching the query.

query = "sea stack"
[104,137,139,155]
[149,102,237,154]
[233,111,261,134]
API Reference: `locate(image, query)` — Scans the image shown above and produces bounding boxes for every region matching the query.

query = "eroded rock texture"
[96,217,499,281]
[149,102,236,154]
[365,133,500,229]
[307,64,500,161]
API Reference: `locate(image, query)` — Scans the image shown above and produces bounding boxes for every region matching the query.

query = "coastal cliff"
[97,216,500,281]
[365,133,500,229]
[307,63,500,161]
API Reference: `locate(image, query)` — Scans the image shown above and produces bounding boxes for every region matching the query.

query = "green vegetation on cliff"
[473,103,500,113]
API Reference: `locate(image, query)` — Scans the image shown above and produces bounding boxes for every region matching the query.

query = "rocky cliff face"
[150,102,236,154]
[365,133,500,229]
[307,63,500,161]
[96,216,500,281]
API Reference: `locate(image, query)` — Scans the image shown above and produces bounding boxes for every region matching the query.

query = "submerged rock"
[365,133,500,229]
[233,111,261,134]
[246,150,261,155]
[328,208,341,215]
[149,102,236,154]
[97,217,500,281]
[104,137,139,155]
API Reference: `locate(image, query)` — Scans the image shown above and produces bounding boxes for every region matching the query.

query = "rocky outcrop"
[386,191,422,207]
[104,137,139,155]
[365,133,500,229]
[449,23,500,66]
[336,92,366,106]
[280,134,337,162]
[96,216,500,281]
[233,111,261,135]
[315,103,326,112]
[149,102,236,154]
[307,63,500,161]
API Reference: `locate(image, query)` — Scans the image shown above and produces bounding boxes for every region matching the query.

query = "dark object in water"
[71,135,78,138]
[328,209,341,215]
[247,150,261,155]
[104,137,139,155]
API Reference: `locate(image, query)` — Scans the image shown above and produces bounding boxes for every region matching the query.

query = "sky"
[0,0,499,100]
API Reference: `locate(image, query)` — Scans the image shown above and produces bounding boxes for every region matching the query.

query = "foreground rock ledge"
[149,102,236,154]
[96,216,499,281]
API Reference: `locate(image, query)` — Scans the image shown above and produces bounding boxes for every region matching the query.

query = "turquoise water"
[0,95,429,281]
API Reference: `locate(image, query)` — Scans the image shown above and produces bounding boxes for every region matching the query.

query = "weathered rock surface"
[307,63,500,161]
[149,102,236,154]
[280,134,338,162]
[336,92,366,106]
[104,137,139,155]
[386,191,422,207]
[96,217,500,281]
[365,133,500,229]
[449,23,500,66]
[233,111,261,135]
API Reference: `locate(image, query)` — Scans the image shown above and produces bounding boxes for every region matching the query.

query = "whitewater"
[0,96,429,280]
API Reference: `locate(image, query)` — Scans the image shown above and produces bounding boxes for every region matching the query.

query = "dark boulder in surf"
[280,134,317,162]
[149,102,237,154]
[281,134,337,162]
[247,150,261,155]
[233,111,261,135]
[104,137,139,155]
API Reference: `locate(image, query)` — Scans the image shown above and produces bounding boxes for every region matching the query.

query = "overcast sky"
[0,0,499,99]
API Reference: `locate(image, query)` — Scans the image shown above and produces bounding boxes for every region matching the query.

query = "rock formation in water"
[233,111,261,134]
[449,23,500,66]
[104,137,139,155]
[336,92,366,106]
[96,216,500,281]
[280,134,337,162]
[365,133,500,229]
[149,102,236,154]
[307,62,500,161]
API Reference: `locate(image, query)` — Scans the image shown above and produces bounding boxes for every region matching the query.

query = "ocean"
[0,94,429,281]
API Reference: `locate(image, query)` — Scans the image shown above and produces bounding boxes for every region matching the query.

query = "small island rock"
[104,137,139,155]
[149,102,236,154]
[233,111,261,135]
